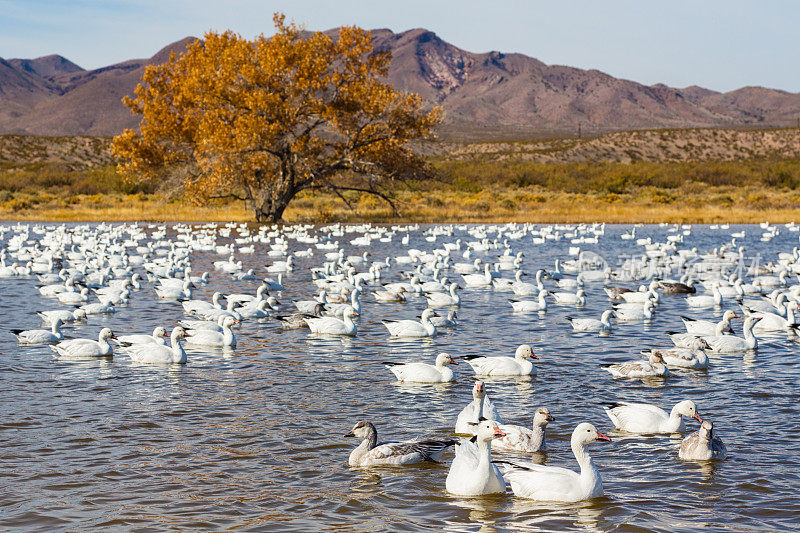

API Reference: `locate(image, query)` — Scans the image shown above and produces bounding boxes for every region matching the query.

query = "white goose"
[383,352,457,383]
[493,407,554,453]
[613,300,654,321]
[461,344,538,376]
[679,420,727,460]
[185,316,237,347]
[37,308,87,325]
[552,288,586,305]
[509,290,548,312]
[602,352,669,378]
[686,284,723,308]
[644,338,711,369]
[116,326,168,346]
[499,422,611,502]
[304,306,358,336]
[182,292,223,315]
[57,287,89,304]
[125,327,188,364]
[446,420,507,496]
[681,310,738,336]
[12,318,64,344]
[462,264,493,287]
[603,400,702,434]
[704,315,762,352]
[382,308,437,337]
[51,328,116,357]
[345,420,456,467]
[426,283,461,307]
[566,310,616,332]
[455,381,504,434]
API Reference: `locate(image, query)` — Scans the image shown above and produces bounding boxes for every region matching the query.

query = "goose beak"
[531,352,540,360]
[493,428,506,438]
[344,431,355,438]
[694,413,703,423]
[547,415,555,422]
[595,432,611,442]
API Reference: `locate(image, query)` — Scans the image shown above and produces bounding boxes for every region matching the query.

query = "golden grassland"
[2,131,800,223]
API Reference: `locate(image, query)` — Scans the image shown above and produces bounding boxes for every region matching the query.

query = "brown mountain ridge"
[1,28,798,140]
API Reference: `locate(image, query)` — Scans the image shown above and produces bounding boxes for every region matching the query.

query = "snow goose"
[644,338,711,369]
[38,308,87,325]
[681,310,738,336]
[226,284,268,306]
[552,288,586,305]
[679,420,727,460]
[462,264,493,287]
[182,292,223,315]
[382,308,437,337]
[294,290,328,314]
[461,344,538,377]
[613,300,654,321]
[384,352,457,383]
[744,301,798,331]
[430,309,458,328]
[446,420,507,496]
[686,284,722,308]
[704,315,761,352]
[509,290,548,312]
[117,326,168,346]
[345,420,456,467]
[273,304,326,329]
[237,299,273,319]
[602,352,669,378]
[493,407,554,453]
[493,270,524,291]
[426,283,461,307]
[154,279,192,299]
[566,310,616,332]
[304,306,358,336]
[511,269,545,296]
[125,327,188,364]
[498,423,610,502]
[263,274,284,291]
[12,318,64,344]
[374,286,407,302]
[455,381,504,434]
[603,400,701,434]
[57,287,89,304]
[185,316,237,347]
[51,328,116,357]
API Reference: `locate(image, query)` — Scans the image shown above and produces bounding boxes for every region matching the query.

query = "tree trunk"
[254,184,292,223]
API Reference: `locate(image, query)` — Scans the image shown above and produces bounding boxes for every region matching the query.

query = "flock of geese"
[6,220,796,502]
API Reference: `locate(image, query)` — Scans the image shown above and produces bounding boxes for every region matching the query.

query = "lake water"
[1,222,798,532]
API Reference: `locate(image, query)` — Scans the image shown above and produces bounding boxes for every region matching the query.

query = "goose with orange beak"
[446,420,507,496]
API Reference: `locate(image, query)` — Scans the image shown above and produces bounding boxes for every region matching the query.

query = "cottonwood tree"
[112,14,441,222]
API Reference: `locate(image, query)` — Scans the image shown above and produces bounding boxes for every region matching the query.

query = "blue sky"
[0,0,797,93]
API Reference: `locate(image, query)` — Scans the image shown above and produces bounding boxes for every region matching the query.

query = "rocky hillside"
[1,28,799,139]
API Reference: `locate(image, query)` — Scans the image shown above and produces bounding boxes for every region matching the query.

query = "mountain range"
[1,28,799,140]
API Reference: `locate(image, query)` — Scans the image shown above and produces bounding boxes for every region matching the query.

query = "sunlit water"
[1,223,799,532]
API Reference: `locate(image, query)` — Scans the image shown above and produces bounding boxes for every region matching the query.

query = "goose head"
[153,326,168,339]
[171,326,187,341]
[472,380,487,400]
[344,420,377,440]
[514,344,539,360]
[475,419,506,443]
[420,308,437,322]
[722,310,740,323]
[690,338,712,352]
[647,352,665,365]
[673,400,703,422]
[435,352,458,367]
[99,328,116,342]
[572,422,611,445]
[221,316,238,329]
[533,407,555,427]
[698,420,714,441]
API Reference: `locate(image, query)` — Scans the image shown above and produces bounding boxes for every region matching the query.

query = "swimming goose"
[679,420,727,460]
[613,300,654,321]
[429,309,458,328]
[154,279,192,299]
[273,304,326,329]
[345,420,456,467]
[182,292,223,315]
[304,306,358,336]
[602,400,701,434]
[382,308,438,337]
[566,310,616,332]
[643,338,711,369]
[602,352,669,378]
[426,283,461,306]
[294,290,328,314]
[681,310,738,336]
[116,326,168,346]
[461,344,538,376]
[498,422,610,502]
[701,315,761,352]
[51,328,116,357]
[184,316,237,347]
[446,420,507,496]
[57,287,89,304]
[493,407,554,453]
[462,264,494,287]
[509,290,548,312]
[552,288,586,305]
[455,381,504,434]
[383,352,457,383]
[125,327,188,364]
[686,284,723,307]
[37,308,87,325]
[12,318,64,344]
[511,270,546,296]
[374,286,407,302]
[743,301,798,331]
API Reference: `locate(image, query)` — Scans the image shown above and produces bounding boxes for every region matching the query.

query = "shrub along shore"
[2,134,800,223]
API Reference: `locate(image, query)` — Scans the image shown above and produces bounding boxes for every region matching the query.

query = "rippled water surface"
[2,223,799,532]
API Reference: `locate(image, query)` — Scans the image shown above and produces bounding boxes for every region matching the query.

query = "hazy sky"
[1,0,797,93]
